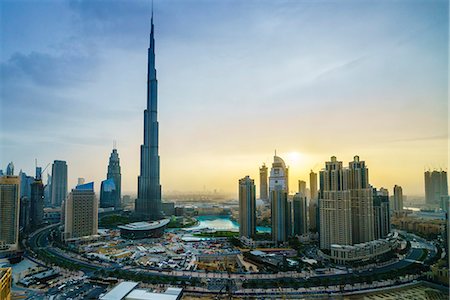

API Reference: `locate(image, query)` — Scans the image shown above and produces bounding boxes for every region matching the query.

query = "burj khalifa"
[135,13,162,221]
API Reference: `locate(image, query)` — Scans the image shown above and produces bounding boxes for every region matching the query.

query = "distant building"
[373,188,390,239]
[309,170,318,232]
[270,155,289,243]
[0,176,20,252]
[393,185,403,212]
[100,178,118,209]
[30,178,44,230]
[19,196,31,233]
[259,164,268,201]
[424,170,448,206]
[51,160,67,207]
[162,202,175,216]
[293,193,308,236]
[63,182,98,241]
[44,174,52,207]
[298,180,307,196]
[239,176,256,239]
[0,267,12,300]
[106,148,122,209]
[19,171,33,200]
[6,162,14,176]
[77,178,85,185]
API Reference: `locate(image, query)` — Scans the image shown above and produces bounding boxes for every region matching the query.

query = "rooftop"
[118,219,170,231]
[100,281,139,300]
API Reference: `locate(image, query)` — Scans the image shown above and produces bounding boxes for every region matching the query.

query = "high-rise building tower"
[373,188,390,239]
[270,155,289,243]
[298,180,307,196]
[309,170,318,232]
[0,176,20,252]
[393,185,403,212]
[348,156,374,244]
[30,177,44,230]
[64,182,98,241]
[238,176,256,239]
[107,148,121,209]
[319,156,352,249]
[50,160,67,207]
[293,193,308,236]
[135,13,162,221]
[100,178,117,208]
[259,164,268,201]
[6,162,14,176]
[424,170,448,206]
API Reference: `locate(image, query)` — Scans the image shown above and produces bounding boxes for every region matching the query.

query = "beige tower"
[309,170,318,232]
[393,185,403,212]
[348,156,374,244]
[259,164,268,201]
[239,176,256,238]
[64,182,98,241]
[0,176,20,252]
[298,180,307,196]
[319,157,352,250]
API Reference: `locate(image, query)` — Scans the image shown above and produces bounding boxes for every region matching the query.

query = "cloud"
[1,51,95,87]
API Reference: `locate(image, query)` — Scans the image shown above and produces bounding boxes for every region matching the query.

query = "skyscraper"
[298,180,307,196]
[348,156,374,244]
[100,178,117,208]
[50,160,67,207]
[135,13,162,221]
[270,155,289,243]
[107,148,121,208]
[30,177,44,230]
[64,182,98,241]
[309,170,318,232]
[0,176,20,252]
[293,193,308,236]
[259,164,268,201]
[373,188,390,239]
[238,176,256,239]
[6,162,14,176]
[424,170,448,206]
[393,185,403,212]
[319,156,352,250]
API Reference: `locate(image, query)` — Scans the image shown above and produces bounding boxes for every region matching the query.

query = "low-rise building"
[100,281,182,300]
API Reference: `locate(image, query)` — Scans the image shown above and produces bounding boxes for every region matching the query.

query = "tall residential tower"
[135,13,162,220]
[238,176,256,239]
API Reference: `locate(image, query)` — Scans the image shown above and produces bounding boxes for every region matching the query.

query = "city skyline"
[1,0,448,197]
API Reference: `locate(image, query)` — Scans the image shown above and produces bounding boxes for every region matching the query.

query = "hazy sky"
[1,0,448,197]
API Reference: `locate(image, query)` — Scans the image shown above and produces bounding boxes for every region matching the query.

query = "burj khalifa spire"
[135,11,162,221]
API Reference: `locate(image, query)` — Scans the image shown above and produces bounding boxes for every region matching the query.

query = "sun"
[286,151,302,165]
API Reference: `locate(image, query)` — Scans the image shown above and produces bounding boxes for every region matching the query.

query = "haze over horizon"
[1,0,448,197]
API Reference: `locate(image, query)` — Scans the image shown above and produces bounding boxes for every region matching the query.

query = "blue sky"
[0,0,448,197]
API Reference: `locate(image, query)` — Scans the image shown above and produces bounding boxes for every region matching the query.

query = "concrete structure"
[259,163,268,201]
[293,193,308,236]
[270,155,289,243]
[50,160,67,207]
[0,176,20,252]
[373,188,390,239]
[309,170,318,200]
[319,157,352,249]
[298,180,307,196]
[100,281,182,300]
[0,267,12,300]
[393,185,403,212]
[424,170,448,206]
[64,182,98,241]
[118,219,170,239]
[135,14,162,221]
[239,176,256,239]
